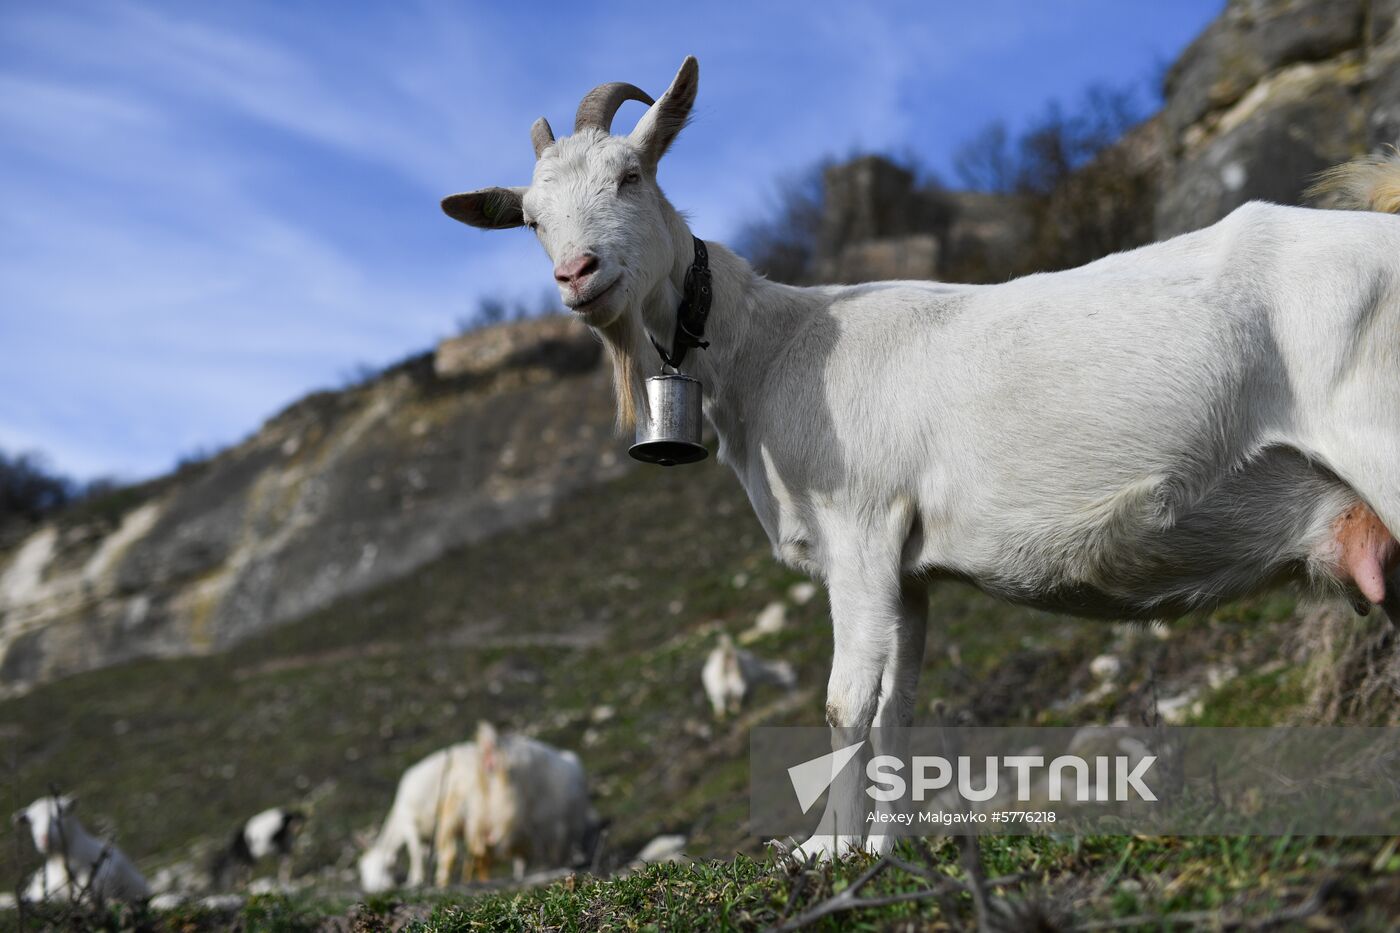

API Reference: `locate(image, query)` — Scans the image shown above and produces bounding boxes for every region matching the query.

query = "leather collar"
[651,236,711,370]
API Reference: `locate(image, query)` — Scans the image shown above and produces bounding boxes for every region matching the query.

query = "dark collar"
[651,236,711,370]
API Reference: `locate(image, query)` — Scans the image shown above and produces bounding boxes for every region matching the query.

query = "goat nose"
[554,252,599,286]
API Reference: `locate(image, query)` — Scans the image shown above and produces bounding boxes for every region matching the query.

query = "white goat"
[464,722,595,881]
[702,633,798,718]
[358,743,475,892]
[443,57,1400,861]
[14,795,149,904]
[210,806,304,889]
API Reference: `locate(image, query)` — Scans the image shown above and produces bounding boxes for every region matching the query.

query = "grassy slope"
[1,450,1397,930]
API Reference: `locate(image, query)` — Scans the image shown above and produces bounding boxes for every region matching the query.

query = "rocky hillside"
[0,318,622,693]
[5,3,1400,927]
[1154,0,1400,235]
[5,0,1399,698]
[810,0,1400,283]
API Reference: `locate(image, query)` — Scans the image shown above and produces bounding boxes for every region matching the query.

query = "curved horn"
[574,82,655,134]
[530,117,555,159]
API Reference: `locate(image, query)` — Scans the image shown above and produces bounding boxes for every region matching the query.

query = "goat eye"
[620,171,640,187]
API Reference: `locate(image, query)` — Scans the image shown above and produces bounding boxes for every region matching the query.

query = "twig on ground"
[767,847,1029,933]
[767,855,899,932]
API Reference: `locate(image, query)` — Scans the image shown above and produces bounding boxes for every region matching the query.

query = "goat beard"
[597,312,651,432]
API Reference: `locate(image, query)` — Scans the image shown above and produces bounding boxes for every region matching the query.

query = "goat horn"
[574,82,655,134]
[530,117,555,159]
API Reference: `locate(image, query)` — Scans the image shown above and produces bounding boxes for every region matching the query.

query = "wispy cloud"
[0,0,1222,480]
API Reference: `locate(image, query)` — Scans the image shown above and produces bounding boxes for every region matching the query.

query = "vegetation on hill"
[9,2,1400,927]
[2,438,1395,928]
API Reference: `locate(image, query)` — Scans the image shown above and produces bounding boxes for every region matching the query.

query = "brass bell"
[629,373,707,466]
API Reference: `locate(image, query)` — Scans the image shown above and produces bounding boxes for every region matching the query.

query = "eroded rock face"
[814,157,1027,284]
[1155,0,1397,236]
[0,318,616,692]
[1365,1,1400,146]
[1161,0,1366,142]
[1155,58,1364,236]
[816,157,944,282]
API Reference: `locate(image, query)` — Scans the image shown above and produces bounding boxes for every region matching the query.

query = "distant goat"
[463,722,597,881]
[358,743,475,892]
[14,794,149,904]
[702,633,797,718]
[444,58,1400,862]
[209,806,304,890]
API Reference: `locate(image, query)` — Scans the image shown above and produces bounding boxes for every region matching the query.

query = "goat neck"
[635,207,803,464]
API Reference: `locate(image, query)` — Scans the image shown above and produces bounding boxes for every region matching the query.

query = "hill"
[5,0,1400,928]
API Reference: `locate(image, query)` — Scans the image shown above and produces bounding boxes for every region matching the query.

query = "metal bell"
[629,373,708,466]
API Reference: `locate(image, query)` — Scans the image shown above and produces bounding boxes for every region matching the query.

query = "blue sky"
[0,0,1223,481]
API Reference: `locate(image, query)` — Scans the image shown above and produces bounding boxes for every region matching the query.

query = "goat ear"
[58,795,76,814]
[475,721,499,772]
[441,187,527,229]
[630,56,698,168]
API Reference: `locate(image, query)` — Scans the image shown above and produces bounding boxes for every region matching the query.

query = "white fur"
[465,722,593,881]
[358,743,475,892]
[16,795,148,903]
[446,60,1400,862]
[702,634,798,718]
[242,807,297,861]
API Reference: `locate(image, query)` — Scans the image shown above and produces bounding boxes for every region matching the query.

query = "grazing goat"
[702,633,798,718]
[443,57,1400,862]
[464,722,596,881]
[358,743,475,892]
[14,795,149,904]
[209,806,304,890]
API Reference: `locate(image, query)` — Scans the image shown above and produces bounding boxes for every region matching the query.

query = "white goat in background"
[443,57,1400,862]
[14,794,149,904]
[210,806,304,890]
[464,722,594,881]
[702,633,798,719]
[358,743,475,892]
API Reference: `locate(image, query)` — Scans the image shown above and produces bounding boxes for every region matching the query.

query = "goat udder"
[1334,504,1399,604]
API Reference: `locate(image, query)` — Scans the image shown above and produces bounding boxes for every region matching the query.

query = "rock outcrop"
[0,318,620,693]
[1154,0,1400,235]
[813,156,1027,284]
[815,1,1400,281]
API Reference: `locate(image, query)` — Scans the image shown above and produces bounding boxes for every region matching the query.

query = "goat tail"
[1308,147,1400,213]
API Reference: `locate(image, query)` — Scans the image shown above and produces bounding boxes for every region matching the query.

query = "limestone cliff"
[1155,0,1400,235]
[0,318,620,692]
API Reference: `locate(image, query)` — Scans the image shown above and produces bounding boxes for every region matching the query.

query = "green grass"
[0,450,1387,928]
[0,457,808,887]
[99,835,1397,931]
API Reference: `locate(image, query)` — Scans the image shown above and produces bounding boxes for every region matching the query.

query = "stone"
[631,834,689,866]
[1155,59,1363,237]
[1161,0,1366,142]
[788,581,818,605]
[1089,654,1123,682]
